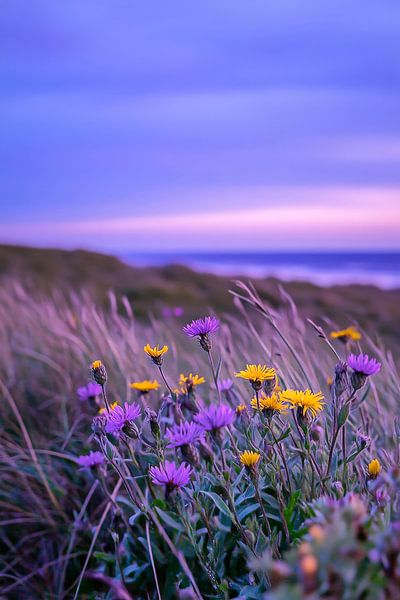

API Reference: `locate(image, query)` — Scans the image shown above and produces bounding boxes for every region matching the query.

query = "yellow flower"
[236,403,247,414]
[144,344,169,365]
[179,373,205,393]
[240,450,261,468]
[250,392,288,413]
[330,326,361,342]
[280,389,324,418]
[99,401,118,414]
[368,458,381,478]
[235,364,276,389]
[327,376,333,386]
[130,379,160,393]
[91,360,102,369]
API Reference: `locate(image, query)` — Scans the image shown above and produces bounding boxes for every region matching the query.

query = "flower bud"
[91,360,107,386]
[310,424,324,442]
[334,361,349,398]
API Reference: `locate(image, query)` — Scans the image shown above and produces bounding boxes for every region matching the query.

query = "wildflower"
[327,376,333,387]
[330,326,361,343]
[91,360,107,385]
[367,458,381,479]
[77,451,105,469]
[166,421,205,448]
[99,401,118,414]
[179,373,205,394]
[250,392,288,415]
[105,402,141,437]
[194,404,235,431]
[218,378,233,392]
[77,381,102,402]
[144,344,169,366]
[240,450,261,469]
[236,403,247,414]
[280,389,324,418]
[149,460,192,492]
[333,361,349,398]
[347,353,381,390]
[130,379,160,393]
[235,364,276,392]
[356,432,371,450]
[310,424,324,442]
[183,316,220,351]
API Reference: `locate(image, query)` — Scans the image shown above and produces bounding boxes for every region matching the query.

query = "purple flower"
[77,451,104,469]
[183,316,220,338]
[166,421,205,448]
[149,460,192,490]
[218,378,233,392]
[194,404,235,431]
[347,353,381,376]
[77,381,102,401]
[105,402,141,435]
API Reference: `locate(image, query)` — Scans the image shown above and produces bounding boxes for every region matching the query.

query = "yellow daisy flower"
[98,401,118,414]
[250,392,288,414]
[144,344,169,365]
[280,389,324,418]
[236,404,247,414]
[179,373,205,393]
[330,326,361,343]
[367,458,381,479]
[240,450,261,468]
[130,379,160,393]
[235,364,276,390]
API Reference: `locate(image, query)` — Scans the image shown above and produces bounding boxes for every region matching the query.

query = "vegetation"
[0,276,399,599]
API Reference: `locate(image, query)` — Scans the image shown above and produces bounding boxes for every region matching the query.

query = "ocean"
[120,252,400,289]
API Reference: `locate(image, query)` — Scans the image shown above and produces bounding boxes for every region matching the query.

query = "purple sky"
[1,1,400,251]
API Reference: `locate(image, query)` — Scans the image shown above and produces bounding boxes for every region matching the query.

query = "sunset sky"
[1,1,400,251]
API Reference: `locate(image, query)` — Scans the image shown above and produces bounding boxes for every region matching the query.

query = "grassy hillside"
[0,244,399,344]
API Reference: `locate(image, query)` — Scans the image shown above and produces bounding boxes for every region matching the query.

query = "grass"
[0,278,399,599]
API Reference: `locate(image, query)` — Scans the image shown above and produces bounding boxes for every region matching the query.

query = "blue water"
[120,252,400,289]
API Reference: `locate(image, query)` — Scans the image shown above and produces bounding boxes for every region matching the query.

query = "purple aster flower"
[149,460,192,491]
[194,404,235,431]
[183,316,220,337]
[218,378,233,392]
[347,353,381,376]
[165,421,205,448]
[77,451,104,469]
[105,402,141,437]
[77,381,102,402]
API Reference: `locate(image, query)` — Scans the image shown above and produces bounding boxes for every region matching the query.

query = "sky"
[1,0,400,251]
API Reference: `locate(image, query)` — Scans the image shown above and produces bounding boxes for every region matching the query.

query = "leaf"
[284,490,301,522]
[237,502,260,521]
[155,507,185,532]
[275,427,291,442]
[200,491,234,520]
[337,402,351,428]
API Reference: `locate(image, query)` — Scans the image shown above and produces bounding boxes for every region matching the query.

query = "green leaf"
[337,402,350,428]
[200,491,234,521]
[155,507,185,532]
[237,502,260,521]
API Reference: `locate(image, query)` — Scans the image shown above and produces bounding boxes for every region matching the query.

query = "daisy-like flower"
[77,381,102,402]
[367,458,381,479]
[235,364,276,391]
[99,401,118,414]
[250,392,288,415]
[165,421,205,448]
[144,344,169,366]
[236,403,247,414]
[183,316,220,351]
[149,460,192,492]
[347,353,381,390]
[280,389,324,418]
[105,402,141,437]
[330,326,361,343]
[194,404,235,431]
[77,451,105,469]
[240,450,261,469]
[179,373,205,394]
[91,360,107,385]
[130,379,160,393]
